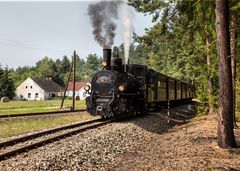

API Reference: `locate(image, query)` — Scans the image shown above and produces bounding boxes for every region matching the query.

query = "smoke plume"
[88,1,122,49]
[88,0,134,68]
[120,2,134,66]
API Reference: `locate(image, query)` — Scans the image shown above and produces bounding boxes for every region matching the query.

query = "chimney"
[103,49,111,70]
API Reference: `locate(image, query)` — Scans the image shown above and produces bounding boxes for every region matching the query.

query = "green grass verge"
[0,112,97,139]
[0,100,86,115]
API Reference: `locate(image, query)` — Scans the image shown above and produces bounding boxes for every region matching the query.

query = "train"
[84,49,194,117]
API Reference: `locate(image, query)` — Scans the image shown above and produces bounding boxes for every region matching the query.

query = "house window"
[30,86,32,89]
[26,86,28,89]
[35,93,39,98]
[28,93,31,98]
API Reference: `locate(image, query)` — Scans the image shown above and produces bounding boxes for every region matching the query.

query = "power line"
[0,37,71,54]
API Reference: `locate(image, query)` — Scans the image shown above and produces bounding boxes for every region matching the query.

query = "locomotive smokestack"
[103,49,111,70]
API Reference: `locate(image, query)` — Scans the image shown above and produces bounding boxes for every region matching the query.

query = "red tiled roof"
[67,82,86,91]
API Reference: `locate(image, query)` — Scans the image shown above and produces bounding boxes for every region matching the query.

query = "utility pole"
[60,51,77,111]
[61,57,73,109]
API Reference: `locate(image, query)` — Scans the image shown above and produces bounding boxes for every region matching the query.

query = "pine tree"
[0,67,15,99]
[216,0,236,148]
[84,54,101,78]
[0,64,4,98]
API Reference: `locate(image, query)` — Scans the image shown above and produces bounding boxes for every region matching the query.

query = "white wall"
[76,87,89,100]
[16,78,45,100]
[66,87,89,100]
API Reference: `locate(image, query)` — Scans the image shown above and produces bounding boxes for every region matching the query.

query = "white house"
[66,82,90,100]
[16,77,64,100]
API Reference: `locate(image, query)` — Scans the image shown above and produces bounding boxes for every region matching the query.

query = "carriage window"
[158,77,166,88]
[177,82,181,90]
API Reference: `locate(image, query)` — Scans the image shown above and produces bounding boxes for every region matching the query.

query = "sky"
[0,1,153,69]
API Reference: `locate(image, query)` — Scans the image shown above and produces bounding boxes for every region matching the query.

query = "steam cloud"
[88,1,122,49]
[120,2,133,66]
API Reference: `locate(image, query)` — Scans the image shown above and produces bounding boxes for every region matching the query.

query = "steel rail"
[0,109,86,118]
[0,118,103,148]
[0,118,113,161]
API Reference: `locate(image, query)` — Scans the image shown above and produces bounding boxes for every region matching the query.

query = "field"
[0,112,97,138]
[0,100,86,115]
[0,100,93,139]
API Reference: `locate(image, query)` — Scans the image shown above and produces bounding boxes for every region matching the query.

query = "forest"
[128,0,239,116]
[128,0,240,148]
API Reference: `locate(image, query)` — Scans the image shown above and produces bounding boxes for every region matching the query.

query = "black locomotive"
[84,49,194,117]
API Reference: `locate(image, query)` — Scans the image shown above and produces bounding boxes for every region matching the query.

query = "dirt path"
[111,107,240,171]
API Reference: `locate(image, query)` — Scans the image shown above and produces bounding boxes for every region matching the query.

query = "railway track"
[0,117,114,161]
[0,109,86,118]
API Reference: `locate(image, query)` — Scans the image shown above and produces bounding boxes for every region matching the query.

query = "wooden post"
[72,51,76,111]
[61,56,74,109]
[167,100,170,124]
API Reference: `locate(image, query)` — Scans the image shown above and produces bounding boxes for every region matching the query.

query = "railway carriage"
[146,69,194,108]
[85,49,194,117]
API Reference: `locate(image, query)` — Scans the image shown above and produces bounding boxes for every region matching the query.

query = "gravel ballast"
[1,104,240,170]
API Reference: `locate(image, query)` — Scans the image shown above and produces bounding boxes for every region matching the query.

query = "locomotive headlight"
[84,85,91,91]
[101,61,107,67]
[118,85,125,92]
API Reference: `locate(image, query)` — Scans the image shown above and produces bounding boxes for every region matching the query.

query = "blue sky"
[0,1,153,69]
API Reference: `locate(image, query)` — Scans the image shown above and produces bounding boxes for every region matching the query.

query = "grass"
[0,100,86,115]
[0,112,98,139]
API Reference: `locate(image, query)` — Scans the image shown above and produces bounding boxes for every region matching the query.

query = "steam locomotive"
[84,49,194,117]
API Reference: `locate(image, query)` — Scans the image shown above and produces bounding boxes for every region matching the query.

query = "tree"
[76,55,86,81]
[35,56,55,78]
[0,67,15,99]
[53,59,65,86]
[60,56,71,74]
[230,1,239,125]
[113,44,148,65]
[215,0,236,148]
[0,64,4,97]
[84,54,101,78]
[10,66,37,88]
